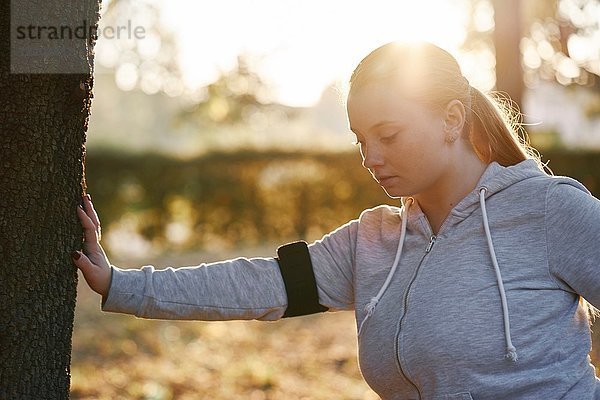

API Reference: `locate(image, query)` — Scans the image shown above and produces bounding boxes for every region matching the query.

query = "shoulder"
[358,204,402,224]
[545,175,596,207]
[545,175,600,222]
[355,204,404,239]
[314,205,401,242]
[511,170,592,204]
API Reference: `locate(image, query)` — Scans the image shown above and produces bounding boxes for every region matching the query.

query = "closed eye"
[380,132,399,144]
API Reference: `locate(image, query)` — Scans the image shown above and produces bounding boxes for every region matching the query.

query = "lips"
[376,175,396,185]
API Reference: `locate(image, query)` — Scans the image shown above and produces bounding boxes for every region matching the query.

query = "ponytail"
[468,87,544,171]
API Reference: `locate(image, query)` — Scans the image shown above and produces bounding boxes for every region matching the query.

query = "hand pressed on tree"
[71,194,112,298]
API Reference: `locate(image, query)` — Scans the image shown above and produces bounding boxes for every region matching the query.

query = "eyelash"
[351,132,399,147]
[379,132,398,143]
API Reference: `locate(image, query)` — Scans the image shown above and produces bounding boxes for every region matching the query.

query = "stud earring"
[446,133,458,143]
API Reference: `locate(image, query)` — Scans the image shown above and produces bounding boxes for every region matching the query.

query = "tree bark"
[492,0,524,112]
[0,0,100,398]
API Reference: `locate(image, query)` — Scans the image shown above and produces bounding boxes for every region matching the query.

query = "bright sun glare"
[106,0,495,107]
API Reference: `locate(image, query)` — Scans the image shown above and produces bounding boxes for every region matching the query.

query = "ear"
[443,99,466,143]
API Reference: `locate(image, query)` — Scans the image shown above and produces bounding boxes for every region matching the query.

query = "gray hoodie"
[103,160,600,399]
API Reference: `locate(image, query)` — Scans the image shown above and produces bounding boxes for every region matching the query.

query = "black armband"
[276,241,328,318]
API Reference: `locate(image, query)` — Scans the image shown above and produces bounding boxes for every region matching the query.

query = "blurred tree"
[465,0,600,113]
[522,0,600,89]
[175,54,299,148]
[181,54,273,126]
[0,0,100,397]
[492,0,524,110]
[95,0,184,96]
[178,54,296,126]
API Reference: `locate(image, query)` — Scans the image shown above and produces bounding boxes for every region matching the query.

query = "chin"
[381,182,417,199]
[381,187,403,199]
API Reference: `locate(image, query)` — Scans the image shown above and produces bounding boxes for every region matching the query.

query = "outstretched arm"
[72,194,357,321]
[72,195,287,321]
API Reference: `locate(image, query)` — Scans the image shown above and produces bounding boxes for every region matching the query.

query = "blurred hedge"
[85,149,600,254]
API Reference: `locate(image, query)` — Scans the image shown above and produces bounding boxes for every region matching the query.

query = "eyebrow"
[350,120,397,134]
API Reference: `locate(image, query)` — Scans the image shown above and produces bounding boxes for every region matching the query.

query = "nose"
[361,142,384,170]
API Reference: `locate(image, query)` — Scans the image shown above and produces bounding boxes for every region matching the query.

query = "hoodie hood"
[401,159,561,235]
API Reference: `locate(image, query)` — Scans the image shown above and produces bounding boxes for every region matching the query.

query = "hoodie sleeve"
[308,219,358,312]
[546,180,600,308]
[102,257,288,321]
[102,218,359,320]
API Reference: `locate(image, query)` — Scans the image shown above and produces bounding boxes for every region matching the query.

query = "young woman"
[73,41,600,399]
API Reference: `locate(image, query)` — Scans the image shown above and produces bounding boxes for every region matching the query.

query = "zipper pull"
[425,235,437,253]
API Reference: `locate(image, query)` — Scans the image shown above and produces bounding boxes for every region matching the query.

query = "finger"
[71,250,93,272]
[82,194,101,230]
[77,205,100,243]
[82,195,102,241]
[71,250,110,297]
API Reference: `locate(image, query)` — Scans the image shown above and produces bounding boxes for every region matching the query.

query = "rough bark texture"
[0,1,100,398]
[492,0,524,112]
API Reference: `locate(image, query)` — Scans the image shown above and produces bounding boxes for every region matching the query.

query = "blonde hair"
[348,41,544,170]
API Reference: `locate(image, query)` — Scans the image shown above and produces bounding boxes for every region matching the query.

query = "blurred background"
[72,0,600,398]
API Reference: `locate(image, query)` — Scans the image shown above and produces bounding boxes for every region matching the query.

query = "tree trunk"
[492,0,524,112]
[0,0,100,398]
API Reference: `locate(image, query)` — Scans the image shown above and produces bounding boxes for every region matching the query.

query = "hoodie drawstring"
[357,192,518,363]
[358,198,413,337]
[479,187,518,362]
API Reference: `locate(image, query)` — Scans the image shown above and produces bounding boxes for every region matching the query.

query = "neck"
[413,143,488,235]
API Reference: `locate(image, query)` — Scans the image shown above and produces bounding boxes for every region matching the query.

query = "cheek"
[411,125,445,157]
[392,135,427,160]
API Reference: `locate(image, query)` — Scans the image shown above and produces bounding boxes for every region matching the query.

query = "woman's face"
[346,80,453,199]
